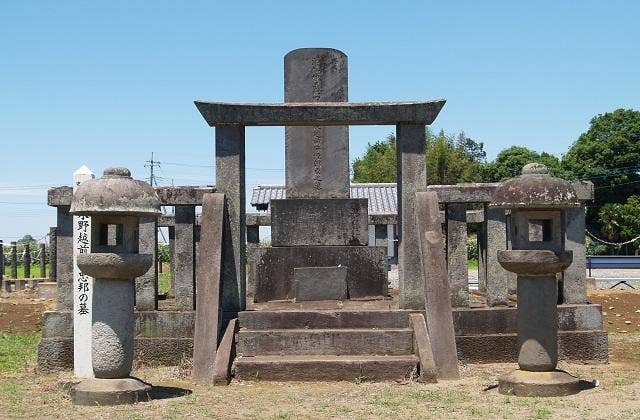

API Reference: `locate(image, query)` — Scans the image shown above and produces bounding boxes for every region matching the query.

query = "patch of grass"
[2,264,37,279]
[0,332,40,373]
[158,271,172,295]
[534,407,553,419]
[468,259,479,269]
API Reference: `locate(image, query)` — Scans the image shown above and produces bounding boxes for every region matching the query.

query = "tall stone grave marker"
[284,48,349,198]
[73,165,95,378]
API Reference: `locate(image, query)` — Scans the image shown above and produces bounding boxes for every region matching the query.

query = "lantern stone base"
[72,377,152,406]
[498,369,582,397]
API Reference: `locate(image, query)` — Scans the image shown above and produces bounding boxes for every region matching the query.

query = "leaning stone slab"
[415,191,460,380]
[252,246,387,302]
[409,313,437,383]
[294,266,348,301]
[212,318,238,386]
[271,198,368,246]
[192,193,225,383]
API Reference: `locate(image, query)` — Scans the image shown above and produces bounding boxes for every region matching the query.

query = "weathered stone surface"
[234,355,418,381]
[195,100,446,127]
[72,377,151,406]
[155,186,216,205]
[77,253,153,280]
[193,193,225,384]
[246,225,259,244]
[446,203,468,307]
[409,313,437,383]
[212,318,238,386]
[397,123,426,310]
[497,250,572,275]
[415,191,460,380]
[285,48,349,198]
[294,266,348,301]
[37,337,74,372]
[136,217,157,310]
[485,206,510,306]
[134,337,193,365]
[452,304,603,335]
[48,186,73,206]
[252,246,387,302]
[70,167,161,217]
[92,279,135,378]
[426,183,499,203]
[216,125,246,312]
[271,199,368,246]
[563,206,588,303]
[237,328,414,356]
[455,330,609,363]
[498,369,581,397]
[174,205,196,310]
[516,276,559,371]
[10,241,17,278]
[56,206,73,309]
[238,310,410,330]
[134,311,194,338]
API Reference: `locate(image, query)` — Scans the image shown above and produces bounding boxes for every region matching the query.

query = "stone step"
[234,354,418,381]
[237,328,414,356]
[238,310,410,330]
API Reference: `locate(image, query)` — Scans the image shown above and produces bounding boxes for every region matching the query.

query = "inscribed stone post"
[49,227,57,281]
[284,48,349,198]
[174,206,196,310]
[72,165,95,378]
[57,207,73,308]
[10,242,17,278]
[215,125,246,312]
[446,203,469,307]
[485,206,509,306]
[40,243,46,278]
[397,123,427,310]
[563,206,587,304]
[136,217,158,310]
[24,243,31,278]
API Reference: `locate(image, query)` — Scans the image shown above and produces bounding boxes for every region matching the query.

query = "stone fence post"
[49,227,57,282]
[24,243,31,278]
[10,242,17,279]
[40,243,46,278]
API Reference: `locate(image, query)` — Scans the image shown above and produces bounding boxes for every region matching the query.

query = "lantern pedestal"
[72,378,151,406]
[498,369,581,397]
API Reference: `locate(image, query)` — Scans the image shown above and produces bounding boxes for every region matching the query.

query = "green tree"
[562,109,640,205]
[352,134,397,183]
[596,195,640,253]
[352,128,486,185]
[483,146,564,182]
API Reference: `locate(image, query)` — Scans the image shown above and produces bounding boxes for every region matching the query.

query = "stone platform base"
[72,377,151,405]
[37,304,607,372]
[498,369,582,397]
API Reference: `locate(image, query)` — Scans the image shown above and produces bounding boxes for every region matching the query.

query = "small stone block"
[294,267,348,301]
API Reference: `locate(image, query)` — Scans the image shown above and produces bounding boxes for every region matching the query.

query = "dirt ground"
[1,289,639,419]
[0,288,56,332]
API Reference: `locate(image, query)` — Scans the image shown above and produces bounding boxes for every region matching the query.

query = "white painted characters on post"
[73,165,95,378]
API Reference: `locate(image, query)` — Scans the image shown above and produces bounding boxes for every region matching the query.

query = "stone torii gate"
[195,97,445,313]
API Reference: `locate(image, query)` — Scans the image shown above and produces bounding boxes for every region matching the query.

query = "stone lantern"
[69,167,161,405]
[491,163,582,397]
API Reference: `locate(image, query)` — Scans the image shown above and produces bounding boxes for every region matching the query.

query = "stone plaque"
[270,198,368,246]
[294,266,348,301]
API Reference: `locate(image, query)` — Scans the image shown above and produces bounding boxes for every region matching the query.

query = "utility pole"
[145,152,161,186]
[145,152,168,244]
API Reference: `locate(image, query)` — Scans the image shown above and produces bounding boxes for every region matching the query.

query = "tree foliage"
[597,195,640,243]
[562,109,640,205]
[352,128,487,185]
[482,146,564,182]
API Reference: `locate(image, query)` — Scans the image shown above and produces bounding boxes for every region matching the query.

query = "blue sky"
[1,1,638,241]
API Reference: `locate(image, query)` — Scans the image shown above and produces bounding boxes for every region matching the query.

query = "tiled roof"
[250,183,398,215]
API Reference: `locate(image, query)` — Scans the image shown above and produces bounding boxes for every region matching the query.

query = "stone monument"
[252,48,388,303]
[69,167,160,405]
[492,163,583,397]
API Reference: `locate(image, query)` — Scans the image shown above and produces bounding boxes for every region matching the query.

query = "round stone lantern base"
[498,369,581,397]
[72,377,151,406]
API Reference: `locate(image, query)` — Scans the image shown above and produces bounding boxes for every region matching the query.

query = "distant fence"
[587,255,640,276]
